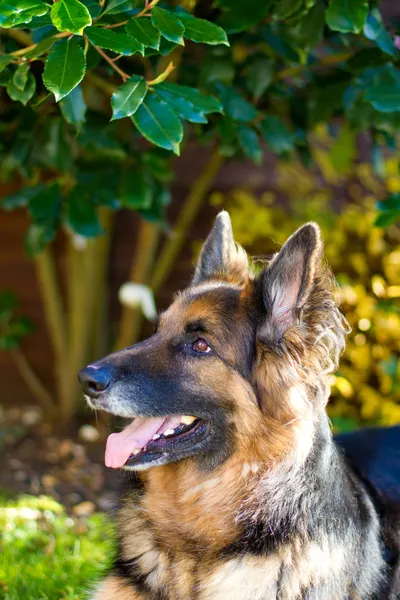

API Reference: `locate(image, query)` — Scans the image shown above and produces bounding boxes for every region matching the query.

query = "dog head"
[79,212,348,471]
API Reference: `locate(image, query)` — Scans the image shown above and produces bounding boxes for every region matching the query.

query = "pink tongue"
[105,416,166,468]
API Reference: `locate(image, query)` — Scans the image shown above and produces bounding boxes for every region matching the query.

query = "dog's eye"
[192,338,211,354]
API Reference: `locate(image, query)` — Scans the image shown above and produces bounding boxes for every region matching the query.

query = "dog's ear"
[257,223,322,342]
[193,211,248,285]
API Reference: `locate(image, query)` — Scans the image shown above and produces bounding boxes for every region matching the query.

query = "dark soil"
[0,403,120,515]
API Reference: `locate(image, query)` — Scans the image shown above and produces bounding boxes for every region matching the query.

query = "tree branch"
[91,43,130,82]
[11,349,55,414]
[114,218,160,350]
[151,150,224,294]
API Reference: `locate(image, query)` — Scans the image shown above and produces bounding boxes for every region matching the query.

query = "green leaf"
[216,0,272,34]
[81,0,101,18]
[28,183,61,223]
[0,0,48,28]
[29,13,53,28]
[1,185,44,211]
[377,195,400,214]
[218,116,237,157]
[238,126,263,165]
[294,3,325,49]
[177,13,229,46]
[13,63,30,91]
[9,316,34,338]
[0,56,12,74]
[260,115,294,154]
[246,57,274,101]
[273,0,303,20]
[151,7,184,46]
[50,0,92,35]
[363,9,399,58]
[326,0,368,34]
[156,82,222,115]
[85,26,144,55]
[154,87,207,123]
[0,290,18,324]
[23,37,56,59]
[132,93,183,155]
[66,188,103,237]
[60,85,87,128]
[262,29,300,62]
[43,39,86,102]
[364,66,400,113]
[139,180,170,223]
[120,169,152,209]
[24,222,57,258]
[216,83,257,122]
[309,76,351,124]
[374,211,400,228]
[102,0,132,15]
[126,17,161,50]
[201,55,234,85]
[111,75,147,121]
[6,72,36,105]
[41,119,73,171]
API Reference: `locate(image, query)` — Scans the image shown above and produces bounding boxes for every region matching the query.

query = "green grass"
[0,493,115,600]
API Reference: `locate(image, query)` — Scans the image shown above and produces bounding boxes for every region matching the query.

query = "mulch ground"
[0,403,121,516]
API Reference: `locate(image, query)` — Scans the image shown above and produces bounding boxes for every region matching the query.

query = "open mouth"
[105,414,207,468]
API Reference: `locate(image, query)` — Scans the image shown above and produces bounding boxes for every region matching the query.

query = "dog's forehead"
[161,282,244,330]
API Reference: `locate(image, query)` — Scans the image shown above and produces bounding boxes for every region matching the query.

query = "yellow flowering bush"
[212,129,400,430]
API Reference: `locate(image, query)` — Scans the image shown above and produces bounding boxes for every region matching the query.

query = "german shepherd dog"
[79,213,400,599]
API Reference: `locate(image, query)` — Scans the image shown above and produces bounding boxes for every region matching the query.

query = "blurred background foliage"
[0,0,399,424]
[0,492,113,599]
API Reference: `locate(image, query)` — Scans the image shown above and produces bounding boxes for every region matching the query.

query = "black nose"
[78,365,112,396]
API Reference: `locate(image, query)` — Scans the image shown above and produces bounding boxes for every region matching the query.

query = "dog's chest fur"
[116,524,351,600]
[115,479,355,600]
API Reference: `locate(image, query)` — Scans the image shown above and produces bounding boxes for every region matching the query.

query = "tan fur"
[92,575,143,599]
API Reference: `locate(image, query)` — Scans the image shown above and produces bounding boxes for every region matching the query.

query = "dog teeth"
[181,415,196,425]
[153,434,161,440]
[163,428,175,437]
[132,449,141,455]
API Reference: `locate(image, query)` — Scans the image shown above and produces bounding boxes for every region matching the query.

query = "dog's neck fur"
[137,413,331,551]
[116,411,384,599]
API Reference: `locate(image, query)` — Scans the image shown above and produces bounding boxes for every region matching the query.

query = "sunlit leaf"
[365,66,400,113]
[126,17,161,50]
[43,39,86,102]
[111,75,147,120]
[132,93,183,155]
[326,0,368,34]
[85,26,144,55]
[151,7,184,46]
[177,13,229,46]
[154,87,207,123]
[363,9,398,57]
[50,0,91,34]
[0,0,48,28]
[156,82,222,115]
